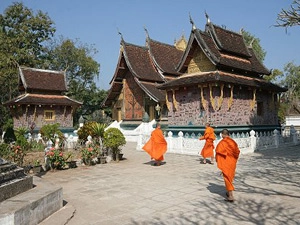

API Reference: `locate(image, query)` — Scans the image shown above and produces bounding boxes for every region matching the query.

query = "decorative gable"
[187,46,215,74]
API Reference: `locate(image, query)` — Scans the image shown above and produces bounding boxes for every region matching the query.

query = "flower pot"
[67,160,77,168]
[83,158,94,166]
[32,165,42,174]
[98,156,106,164]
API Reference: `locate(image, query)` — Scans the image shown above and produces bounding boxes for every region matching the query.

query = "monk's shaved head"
[221,129,230,136]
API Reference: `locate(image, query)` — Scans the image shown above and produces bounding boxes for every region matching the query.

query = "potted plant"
[45,147,66,170]
[65,152,77,168]
[80,145,98,166]
[32,159,42,174]
[103,128,126,162]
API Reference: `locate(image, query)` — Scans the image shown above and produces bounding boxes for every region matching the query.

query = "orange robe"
[199,127,215,158]
[215,137,240,191]
[142,128,167,161]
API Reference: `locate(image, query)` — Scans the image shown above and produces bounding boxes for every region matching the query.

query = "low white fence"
[135,124,299,155]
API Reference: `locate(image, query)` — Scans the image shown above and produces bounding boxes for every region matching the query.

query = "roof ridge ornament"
[205,11,211,24]
[117,28,124,42]
[189,13,196,30]
[144,26,150,39]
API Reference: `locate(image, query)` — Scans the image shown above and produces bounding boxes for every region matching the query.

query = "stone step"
[0,176,63,225]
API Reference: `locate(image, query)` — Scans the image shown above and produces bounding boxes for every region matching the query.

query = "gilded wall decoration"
[199,85,208,111]
[250,88,256,111]
[172,89,178,111]
[228,85,234,110]
[209,84,216,111]
[217,84,224,110]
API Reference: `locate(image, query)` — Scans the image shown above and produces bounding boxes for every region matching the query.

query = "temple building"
[103,15,286,132]
[4,67,82,131]
[102,30,184,123]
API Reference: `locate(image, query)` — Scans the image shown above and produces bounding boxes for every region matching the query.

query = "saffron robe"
[215,137,240,191]
[142,128,167,161]
[199,127,216,158]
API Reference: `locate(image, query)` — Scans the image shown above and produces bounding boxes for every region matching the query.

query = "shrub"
[80,145,98,165]
[45,147,66,170]
[0,143,10,159]
[77,121,97,141]
[9,145,26,166]
[40,123,64,143]
[103,128,126,161]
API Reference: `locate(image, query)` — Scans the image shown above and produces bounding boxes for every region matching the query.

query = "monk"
[199,123,216,164]
[215,129,240,202]
[142,123,167,166]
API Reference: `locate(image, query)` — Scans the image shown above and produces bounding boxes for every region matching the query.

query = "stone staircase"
[0,158,63,225]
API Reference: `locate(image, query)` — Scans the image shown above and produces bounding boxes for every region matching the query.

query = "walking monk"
[215,129,240,202]
[142,123,167,166]
[199,123,216,164]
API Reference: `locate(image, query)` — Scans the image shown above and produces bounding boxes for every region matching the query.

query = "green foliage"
[241,30,266,62]
[263,69,284,82]
[39,123,64,143]
[103,128,126,161]
[0,2,55,130]
[91,122,106,138]
[14,127,30,152]
[282,62,300,98]
[77,121,97,141]
[45,38,105,124]
[0,143,10,159]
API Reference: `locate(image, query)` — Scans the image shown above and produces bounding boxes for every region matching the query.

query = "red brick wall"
[167,85,279,126]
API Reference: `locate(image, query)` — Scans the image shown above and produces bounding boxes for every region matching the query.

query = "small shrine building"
[4,67,82,131]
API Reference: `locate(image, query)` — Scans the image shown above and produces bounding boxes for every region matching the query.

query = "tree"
[241,30,266,62]
[276,0,300,28]
[277,62,300,122]
[263,69,284,82]
[0,2,55,130]
[44,38,107,124]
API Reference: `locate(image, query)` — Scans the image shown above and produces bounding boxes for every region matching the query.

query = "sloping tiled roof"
[148,39,183,75]
[122,41,164,82]
[4,93,82,106]
[157,71,287,93]
[206,23,252,58]
[177,23,270,76]
[136,79,165,102]
[20,67,67,92]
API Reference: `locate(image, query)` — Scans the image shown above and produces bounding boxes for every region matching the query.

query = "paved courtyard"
[39,142,300,225]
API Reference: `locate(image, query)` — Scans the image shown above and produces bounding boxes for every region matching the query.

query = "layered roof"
[4,67,82,106]
[157,71,287,93]
[147,38,183,76]
[103,37,182,106]
[19,67,67,93]
[4,93,82,106]
[177,22,270,76]
[104,17,285,107]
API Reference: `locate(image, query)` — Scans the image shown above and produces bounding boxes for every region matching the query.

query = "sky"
[1,0,299,90]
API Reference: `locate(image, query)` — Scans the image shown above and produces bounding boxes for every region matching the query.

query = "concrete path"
[39,142,300,225]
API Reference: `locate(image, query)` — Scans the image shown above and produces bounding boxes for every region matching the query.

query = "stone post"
[250,130,256,152]
[273,129,279,148]
[167,131,173,153]
[178,131,184,154]
[290,125,298,145]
